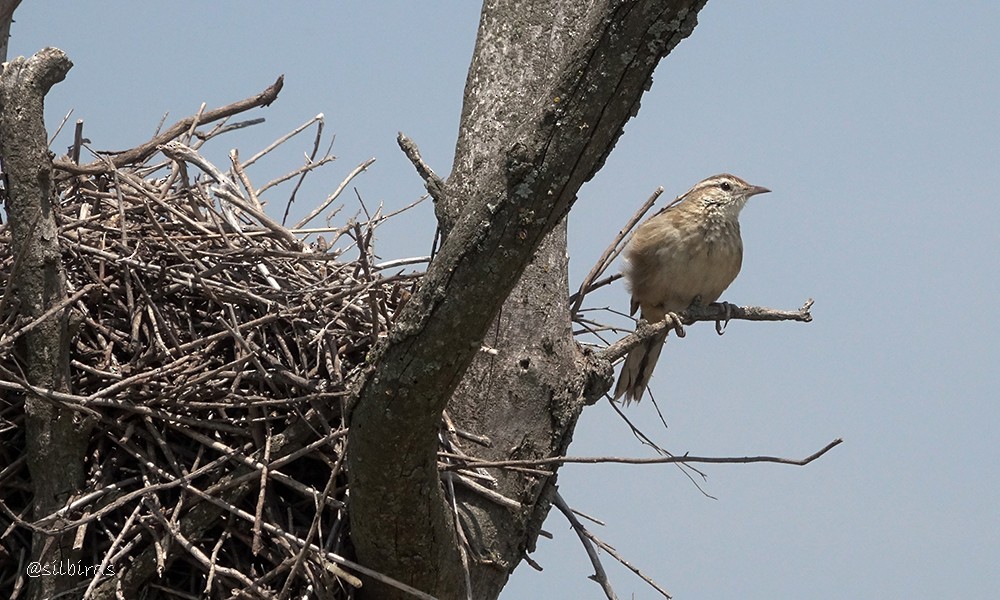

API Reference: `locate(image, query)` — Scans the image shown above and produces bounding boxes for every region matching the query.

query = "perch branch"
[599,299,814,365]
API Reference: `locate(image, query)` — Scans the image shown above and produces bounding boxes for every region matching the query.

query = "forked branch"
[552,492,619,600]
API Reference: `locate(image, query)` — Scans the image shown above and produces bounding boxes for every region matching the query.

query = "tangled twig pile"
[0,81,419,598]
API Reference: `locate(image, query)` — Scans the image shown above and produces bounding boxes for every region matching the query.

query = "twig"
[607,398,715,498]
[255,154,337,196]
[280,114,327,225]
[241,112,323,169]
[440,438,843,471]
[570,187,662,316]
[571,507,606,527]
[182,102,207,147]
[48,108,73,147]
[159,141,301,250]
[228,149,264,211]
[583,529,673,599]
[53,76,285,175]
[438,452,551,478]
[552,491,618,600]
[568,273,623,307]
[194,117,265,141]
[442,470,474,600]
[450,473,522,511]
[374,256,431,271]
[293,157,376,229]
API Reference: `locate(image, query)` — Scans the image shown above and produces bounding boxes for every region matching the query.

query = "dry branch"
[441,438,843,472]
[599,299,815,365]
[570,186,663,317]
[552,492,619,600]
[397,132,445,204]
[52,76,284,175]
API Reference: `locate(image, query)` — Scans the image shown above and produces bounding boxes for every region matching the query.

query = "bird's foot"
[663,312,685,338]
[710,301,738,335]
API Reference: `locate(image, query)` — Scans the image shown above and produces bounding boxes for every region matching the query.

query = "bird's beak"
[747,185,771,197]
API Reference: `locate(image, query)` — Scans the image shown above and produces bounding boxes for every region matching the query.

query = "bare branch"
[582,528,673,599]
[441,438,843,471]
[398,131,446,203]
[552,492,619,600]
[599,299,815,365]
[241,112,323,168]
[293,157,376,229]
[570,187,663,316]
[53,76,284,175]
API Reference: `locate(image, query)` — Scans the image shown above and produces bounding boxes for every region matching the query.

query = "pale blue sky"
[12,2,999,598]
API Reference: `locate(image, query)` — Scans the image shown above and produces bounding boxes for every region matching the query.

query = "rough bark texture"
[0,47,93,600]
[347,2,707,599]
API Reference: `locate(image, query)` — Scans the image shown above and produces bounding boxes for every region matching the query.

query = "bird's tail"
[613,328,668,405]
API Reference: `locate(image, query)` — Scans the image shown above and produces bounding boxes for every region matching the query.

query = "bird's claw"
[665,312,685,338]
[711,301,737,335]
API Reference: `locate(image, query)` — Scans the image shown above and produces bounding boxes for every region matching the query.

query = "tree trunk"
[347,2,707,599]
[0,47,93,600]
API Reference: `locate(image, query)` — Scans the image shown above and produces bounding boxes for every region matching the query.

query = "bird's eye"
[719,181,732,191]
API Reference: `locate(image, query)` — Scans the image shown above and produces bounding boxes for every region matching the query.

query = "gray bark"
[347,2,707,599]
[0,47,93,600]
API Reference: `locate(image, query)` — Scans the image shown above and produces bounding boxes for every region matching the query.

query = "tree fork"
[347,3,708,599]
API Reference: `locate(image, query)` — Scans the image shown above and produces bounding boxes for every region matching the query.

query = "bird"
[613,173,770,404]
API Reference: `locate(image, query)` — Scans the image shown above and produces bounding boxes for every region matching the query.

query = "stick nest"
[0,101,420,598]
